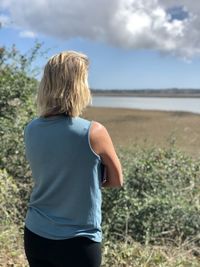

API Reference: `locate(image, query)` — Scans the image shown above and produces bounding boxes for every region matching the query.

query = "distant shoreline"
[91,89,200,98]
[88,106,200,116]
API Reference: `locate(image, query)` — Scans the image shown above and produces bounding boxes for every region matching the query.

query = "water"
[91,96,200,114]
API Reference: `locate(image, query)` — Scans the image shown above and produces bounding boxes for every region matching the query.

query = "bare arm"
[90,121,123,188]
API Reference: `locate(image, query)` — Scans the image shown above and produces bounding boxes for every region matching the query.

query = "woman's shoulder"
[24,117,38,131]
[89,121,109,147]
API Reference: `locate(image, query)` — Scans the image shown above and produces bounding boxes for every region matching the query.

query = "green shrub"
[102,147,200,247]
[0,45,38,179]
[101,239,200,267]
[0,223,27,267]
[0,169,21,225]
[0,44,40,221]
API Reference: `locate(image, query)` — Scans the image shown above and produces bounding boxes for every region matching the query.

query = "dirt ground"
[83,107,200,158]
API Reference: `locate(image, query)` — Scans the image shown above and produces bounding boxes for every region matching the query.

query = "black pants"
[24,226,102,267]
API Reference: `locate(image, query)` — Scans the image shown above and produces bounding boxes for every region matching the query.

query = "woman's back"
[24,114,102,242]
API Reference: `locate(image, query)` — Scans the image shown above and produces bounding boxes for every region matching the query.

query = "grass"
[0,225,200,267]
[83,107,200,157]
[0,225,27,267]
[102,239,200,267]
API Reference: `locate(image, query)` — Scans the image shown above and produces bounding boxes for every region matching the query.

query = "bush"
[0,45,38,178]
[0,169,21,225]
[0,44,41,221]
[101,239,200,267]
[102,147,200,247]
[0,224,27,267]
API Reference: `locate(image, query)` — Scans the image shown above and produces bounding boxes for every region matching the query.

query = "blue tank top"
[24,115,103,242]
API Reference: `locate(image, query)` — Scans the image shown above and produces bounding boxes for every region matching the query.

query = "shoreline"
[92,93,200,98]
[91,89,200,98]
[89,105,200,116]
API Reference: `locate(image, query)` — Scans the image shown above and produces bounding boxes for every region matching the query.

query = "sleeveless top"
[24,115,103,242]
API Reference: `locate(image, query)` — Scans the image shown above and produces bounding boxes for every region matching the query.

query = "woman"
[23,51,123,267]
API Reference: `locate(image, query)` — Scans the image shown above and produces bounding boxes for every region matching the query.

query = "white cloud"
[1,0,200,58]
[0,14,11,27]
[19,30,36,38]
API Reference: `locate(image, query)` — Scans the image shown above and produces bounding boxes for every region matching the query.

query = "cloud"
[19,30,36,38]
[0,14,11,27]
[1,0,200,58]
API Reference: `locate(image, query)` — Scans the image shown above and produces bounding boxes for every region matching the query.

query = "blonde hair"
[36,51,91,117]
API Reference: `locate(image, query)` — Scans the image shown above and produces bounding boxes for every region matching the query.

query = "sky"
[0,0,200,90]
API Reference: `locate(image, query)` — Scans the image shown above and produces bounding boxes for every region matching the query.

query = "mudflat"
[83,107,200,157]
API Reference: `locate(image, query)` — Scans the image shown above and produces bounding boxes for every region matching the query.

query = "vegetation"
[0,44,200,266]
[103,147,200,246]
[0,44,40,225]
[84,106,200,158]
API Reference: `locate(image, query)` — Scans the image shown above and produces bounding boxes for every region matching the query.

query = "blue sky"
[1,0,200,90]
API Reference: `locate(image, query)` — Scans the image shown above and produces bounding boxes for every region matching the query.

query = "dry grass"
[83,107,200,157]
[0,225,27,267]
[102,239,200,267]
[1,225,199,267]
